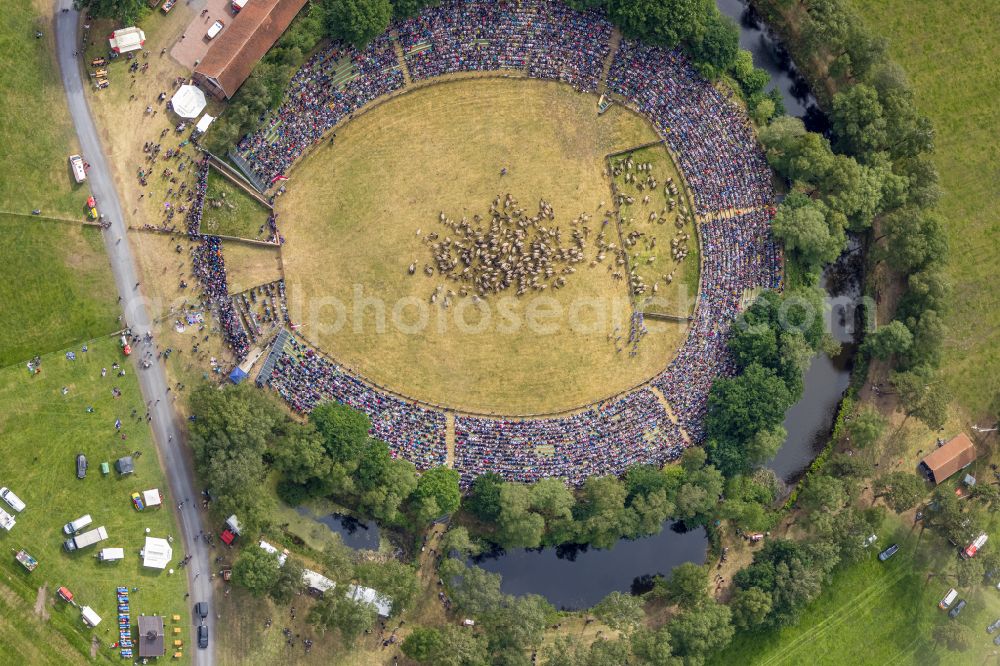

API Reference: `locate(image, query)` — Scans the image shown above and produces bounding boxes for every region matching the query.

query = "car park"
[949,599,967,619]
[878,544,899,561]
[76,453,88,479]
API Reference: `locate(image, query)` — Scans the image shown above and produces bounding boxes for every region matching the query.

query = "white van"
[64,514,93,535]
[0,487,25,512]
[98,548,125,562]
[206,20,225,39]
[69,154,87,183]
[939,588,958,609]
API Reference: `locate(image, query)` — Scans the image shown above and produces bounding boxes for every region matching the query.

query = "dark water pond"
[716,0,829,133]
[472,522,707,610]
[296,506,381,550]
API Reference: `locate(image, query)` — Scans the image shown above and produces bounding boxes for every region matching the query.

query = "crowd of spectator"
[269,337,448,469]
[607,40,774,214]
[396,0,612,92]
[230,1,783,484]
[190,236,251,361]
[236,34,403,184]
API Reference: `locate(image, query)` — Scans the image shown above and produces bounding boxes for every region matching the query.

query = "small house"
[138,615,165,657]
[919,434,977,485]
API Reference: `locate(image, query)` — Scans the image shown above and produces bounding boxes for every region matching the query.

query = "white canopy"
[142,489,162,507]
[347,584,392,617]
[171,85,207,119]
[142,536,173,569]
[195,114,215,133]
[109,27,145,54]
[302,569,336,594]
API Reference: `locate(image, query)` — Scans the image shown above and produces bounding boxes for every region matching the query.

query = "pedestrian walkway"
[444,413,455,468]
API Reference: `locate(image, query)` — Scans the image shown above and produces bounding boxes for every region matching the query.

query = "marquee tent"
[170,85,207,119]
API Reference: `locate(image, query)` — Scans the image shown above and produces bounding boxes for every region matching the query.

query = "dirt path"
[598,28,622,94]
[33,584,49,620]
[648,385,692,444]
[444,412,455,467]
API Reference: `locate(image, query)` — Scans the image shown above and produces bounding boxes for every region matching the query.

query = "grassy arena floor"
[277,78,693,414]
[0,215,119,365]
[200,169,273,241]
[851,0,1000,418]
[0,336,190,664]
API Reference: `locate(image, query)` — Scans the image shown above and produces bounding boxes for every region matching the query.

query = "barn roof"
[921,433,977,484]
[193,0,308,99]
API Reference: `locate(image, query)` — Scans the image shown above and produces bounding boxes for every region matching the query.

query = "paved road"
[53,4,216,664]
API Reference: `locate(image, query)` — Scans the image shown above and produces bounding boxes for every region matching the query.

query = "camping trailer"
[80,606,102,627]
[98,547,125,562]
[0,507,15,531]
[69,155,86,183]
[1,487,26,512]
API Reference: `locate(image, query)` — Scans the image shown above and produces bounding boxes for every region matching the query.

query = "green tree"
[690,12,739,76]
[575,476,629,549]
[310,401,372,464]
[659,562,708,608]
[77,0,146,22]
[414,466,462,519]
[233,546,281,597]
[402,626,445,662]
[846,406,886,449]
[771,193,845,271]
[873,472,927,513]
[668,602,734,662]
[325,0,392,47]
[798,475,848,514]
[730,587,772,630]
[467,472,504,522]
[269,557,306,605]
[497,483,545,548]
[441,526,480,558]
[273,422,331,491]
[630,626,676,665]
[591,591,645,633]
[440,559,504,617]
[891,365,950,430]
[484,594,555,656]
[880,207,948,272]
[307,593,377,643]
[355,559,418,615]
[830,84,887,159]
[606,0,709,48]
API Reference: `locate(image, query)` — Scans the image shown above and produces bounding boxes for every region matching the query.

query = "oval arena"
[211,0,781,486]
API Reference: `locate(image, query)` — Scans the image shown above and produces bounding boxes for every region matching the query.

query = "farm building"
[192,0,309,99]
[919,433,977,485]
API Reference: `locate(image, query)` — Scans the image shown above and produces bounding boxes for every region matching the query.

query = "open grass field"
[224,241,284,294]
[0,215,119,365]
[609,145,700,317]
[201,169,273,241]
[852,0,1000,419]
[278,77,691,414]
[0,0,84,218]
[0,335,190,664]
[712,515,1000,666]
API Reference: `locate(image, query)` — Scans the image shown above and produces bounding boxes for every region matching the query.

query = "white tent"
[141,536,173,569]
[109,27,145,54]
[142,489,162,508]
[259,540,288,566]
[302,569,336,594]
[170,85,207,119]
[195,114,215,134]
[347,584,392,617]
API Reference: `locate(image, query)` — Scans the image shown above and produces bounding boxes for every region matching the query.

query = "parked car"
[863,534,877,548]
[994,634,1000,647]
[63,514,93,535]
[988,618,1000,634]
[195,601,208,619]
[130,492,144,511]
[0,487,25,512]
[878,544,899,561]
[206,20,224,39]
[76,454,88,479]
[198,624,209,648]
[949,599,967,619]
